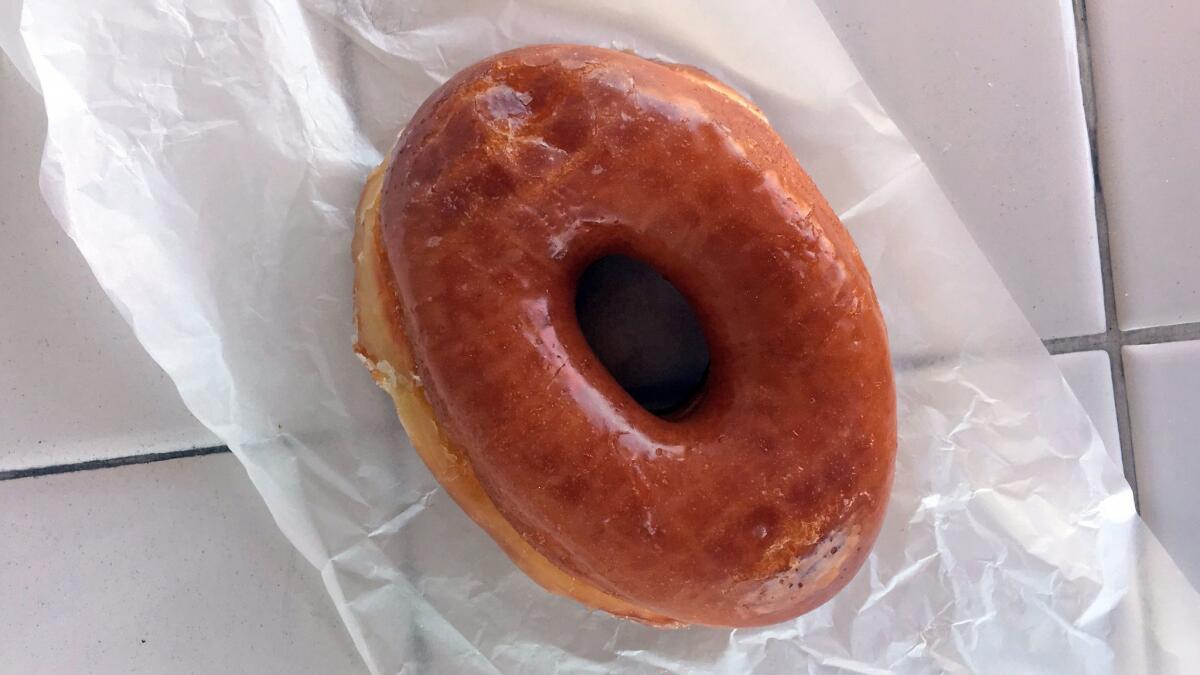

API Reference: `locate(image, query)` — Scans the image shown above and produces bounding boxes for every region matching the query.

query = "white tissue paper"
[4,0,1199,672]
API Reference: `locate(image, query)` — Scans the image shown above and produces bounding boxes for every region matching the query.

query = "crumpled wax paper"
[4,0,1199,672]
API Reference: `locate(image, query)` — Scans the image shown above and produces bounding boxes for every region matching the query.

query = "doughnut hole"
[574,255,710,418]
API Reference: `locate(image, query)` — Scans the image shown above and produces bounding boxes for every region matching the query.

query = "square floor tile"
[0,51,219,471]
[0,452,365,673]
[1123,340,1200,588]
[1053,350,1121,466]
[1089,3,1200,329]
[817,0,1104,339]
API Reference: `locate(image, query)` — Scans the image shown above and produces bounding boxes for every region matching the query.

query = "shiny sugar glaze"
[379,45,896,626]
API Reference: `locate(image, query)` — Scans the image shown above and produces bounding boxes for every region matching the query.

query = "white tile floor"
[1,52,357,672]
[0,452,365,674]
[818,0,1105,341]
[3,2,1200,672]
[1124,341,1200,590]
[0,52,220,471]
[1088,2,1200,330]
[1053,350,1121,464]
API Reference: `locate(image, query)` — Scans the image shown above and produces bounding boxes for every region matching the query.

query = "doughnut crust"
[354,44,896,627]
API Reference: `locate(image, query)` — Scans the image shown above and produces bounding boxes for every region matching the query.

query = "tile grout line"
[0,445,231,482]
[1044,332,1107,355]
[1044,321,1200,355]
[1070,0,1140,511]
[1123,321,1200,346]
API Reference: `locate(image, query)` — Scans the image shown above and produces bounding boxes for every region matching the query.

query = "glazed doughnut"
[354,44,896,627]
